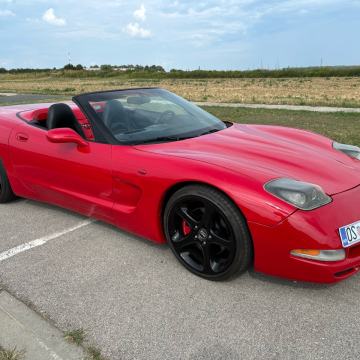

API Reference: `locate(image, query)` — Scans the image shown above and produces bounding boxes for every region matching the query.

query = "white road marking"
[0,93,17,97]
[0,219,93,262]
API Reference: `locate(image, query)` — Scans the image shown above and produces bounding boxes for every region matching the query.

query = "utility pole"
[68,52,71,66]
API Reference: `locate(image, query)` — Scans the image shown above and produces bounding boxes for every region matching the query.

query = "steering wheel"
[155,110,176,124]
[110,111,137,134]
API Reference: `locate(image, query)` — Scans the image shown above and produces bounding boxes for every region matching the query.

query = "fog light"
[291,249,346,262]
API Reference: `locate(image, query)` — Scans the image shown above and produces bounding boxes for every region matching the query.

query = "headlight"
[264,178,331,210]
[333,141,360,160]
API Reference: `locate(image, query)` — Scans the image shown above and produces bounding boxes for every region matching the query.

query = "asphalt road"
[0,198,360,360]
[0,93,67,105]
[2,93,360,113]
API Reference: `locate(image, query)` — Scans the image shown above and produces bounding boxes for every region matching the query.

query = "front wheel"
[164,185,253,281]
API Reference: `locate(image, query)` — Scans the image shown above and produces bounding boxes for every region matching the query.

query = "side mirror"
[47,128,89,148]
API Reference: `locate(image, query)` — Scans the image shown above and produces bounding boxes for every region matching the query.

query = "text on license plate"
[339,220,360,247]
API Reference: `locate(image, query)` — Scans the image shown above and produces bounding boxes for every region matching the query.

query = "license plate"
[339,220,360,247]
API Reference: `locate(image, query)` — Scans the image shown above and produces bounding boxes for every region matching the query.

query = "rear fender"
[0,119,15,173]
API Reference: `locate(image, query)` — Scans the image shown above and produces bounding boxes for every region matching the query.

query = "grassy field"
[204,106,360,146]
[0,74,360,146]
[1,74,360,107]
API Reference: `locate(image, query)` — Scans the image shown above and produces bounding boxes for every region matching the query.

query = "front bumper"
[249,185,360,283]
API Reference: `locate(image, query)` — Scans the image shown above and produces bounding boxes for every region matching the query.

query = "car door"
[9,122,114,223]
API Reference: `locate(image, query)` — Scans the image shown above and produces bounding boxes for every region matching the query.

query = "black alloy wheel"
[164,185,252,280]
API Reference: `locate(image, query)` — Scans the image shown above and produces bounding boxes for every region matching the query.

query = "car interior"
[17,94,224,145]
[105,100,170,132]
[46,103,85,137]
[18,103,95,140]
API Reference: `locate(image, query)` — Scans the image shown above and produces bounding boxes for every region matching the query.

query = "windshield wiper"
[135,136,186,145]
[197,128,221,137]
[135,128,222,145]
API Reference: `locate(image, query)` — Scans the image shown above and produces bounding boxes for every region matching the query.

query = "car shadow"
[247,268,337,289]
[8,199,349,289]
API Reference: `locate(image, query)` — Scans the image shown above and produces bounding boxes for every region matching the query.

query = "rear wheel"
[0,161,16,203]
[164,185,252,280]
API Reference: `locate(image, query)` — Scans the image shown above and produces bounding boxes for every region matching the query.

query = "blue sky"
[0,0,359,70]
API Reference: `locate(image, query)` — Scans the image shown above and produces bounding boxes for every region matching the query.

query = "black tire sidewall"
[164,185,253,281]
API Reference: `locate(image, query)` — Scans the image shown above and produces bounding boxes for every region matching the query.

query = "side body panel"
[0,108,25,183]
[9,122,114,222]
[0,117,14,169]
[110,146,295,244]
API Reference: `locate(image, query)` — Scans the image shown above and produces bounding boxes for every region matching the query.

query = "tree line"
[1,65,360,78]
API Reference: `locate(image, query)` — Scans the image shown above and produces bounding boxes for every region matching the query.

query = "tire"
[0,160,16,203]
[164,185,253,281]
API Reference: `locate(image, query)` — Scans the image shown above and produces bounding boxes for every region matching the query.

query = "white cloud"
[158,0,352,47]
[0,57,10,68]
[134,4,146,21]
[42,8,66,26]
[124,22,151,38]
[0,9,15,16]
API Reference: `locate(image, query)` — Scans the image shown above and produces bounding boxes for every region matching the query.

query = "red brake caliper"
[182,220,191,235]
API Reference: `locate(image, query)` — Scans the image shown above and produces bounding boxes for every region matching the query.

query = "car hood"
[135,123,360,195]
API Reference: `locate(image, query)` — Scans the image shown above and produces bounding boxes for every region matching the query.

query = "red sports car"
[0,88,359,283]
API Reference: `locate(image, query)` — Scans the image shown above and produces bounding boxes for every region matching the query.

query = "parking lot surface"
[1,199,360,360]
[0,94,66,105]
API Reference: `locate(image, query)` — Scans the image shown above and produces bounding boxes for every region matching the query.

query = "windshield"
[74,88,227,145]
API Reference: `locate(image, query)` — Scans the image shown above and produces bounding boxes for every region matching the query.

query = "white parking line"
[0,93,17,97]
[0,219,93,262]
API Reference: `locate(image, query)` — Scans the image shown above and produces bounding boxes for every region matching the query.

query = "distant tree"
[100,64,112,71]
[75,64,84,70]
[154,65,165,72]
[63,64,76,70]
[0,67,7,73]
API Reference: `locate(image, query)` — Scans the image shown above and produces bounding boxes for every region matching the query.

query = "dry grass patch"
[1,74,359,107]
[0,346,25,360]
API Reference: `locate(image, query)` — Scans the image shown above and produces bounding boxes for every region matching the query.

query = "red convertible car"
[0,88,360,283]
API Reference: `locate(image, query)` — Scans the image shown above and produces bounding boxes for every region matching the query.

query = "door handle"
[16,133,29,142]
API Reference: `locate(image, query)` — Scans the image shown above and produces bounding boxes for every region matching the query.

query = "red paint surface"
[0,101,359,283]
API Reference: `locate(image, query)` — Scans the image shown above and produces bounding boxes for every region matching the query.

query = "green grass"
[85,347,105,360]
[204,106,360,146]
[63,329,106,360]
[64,328,86,346]
[0,346,25,360]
